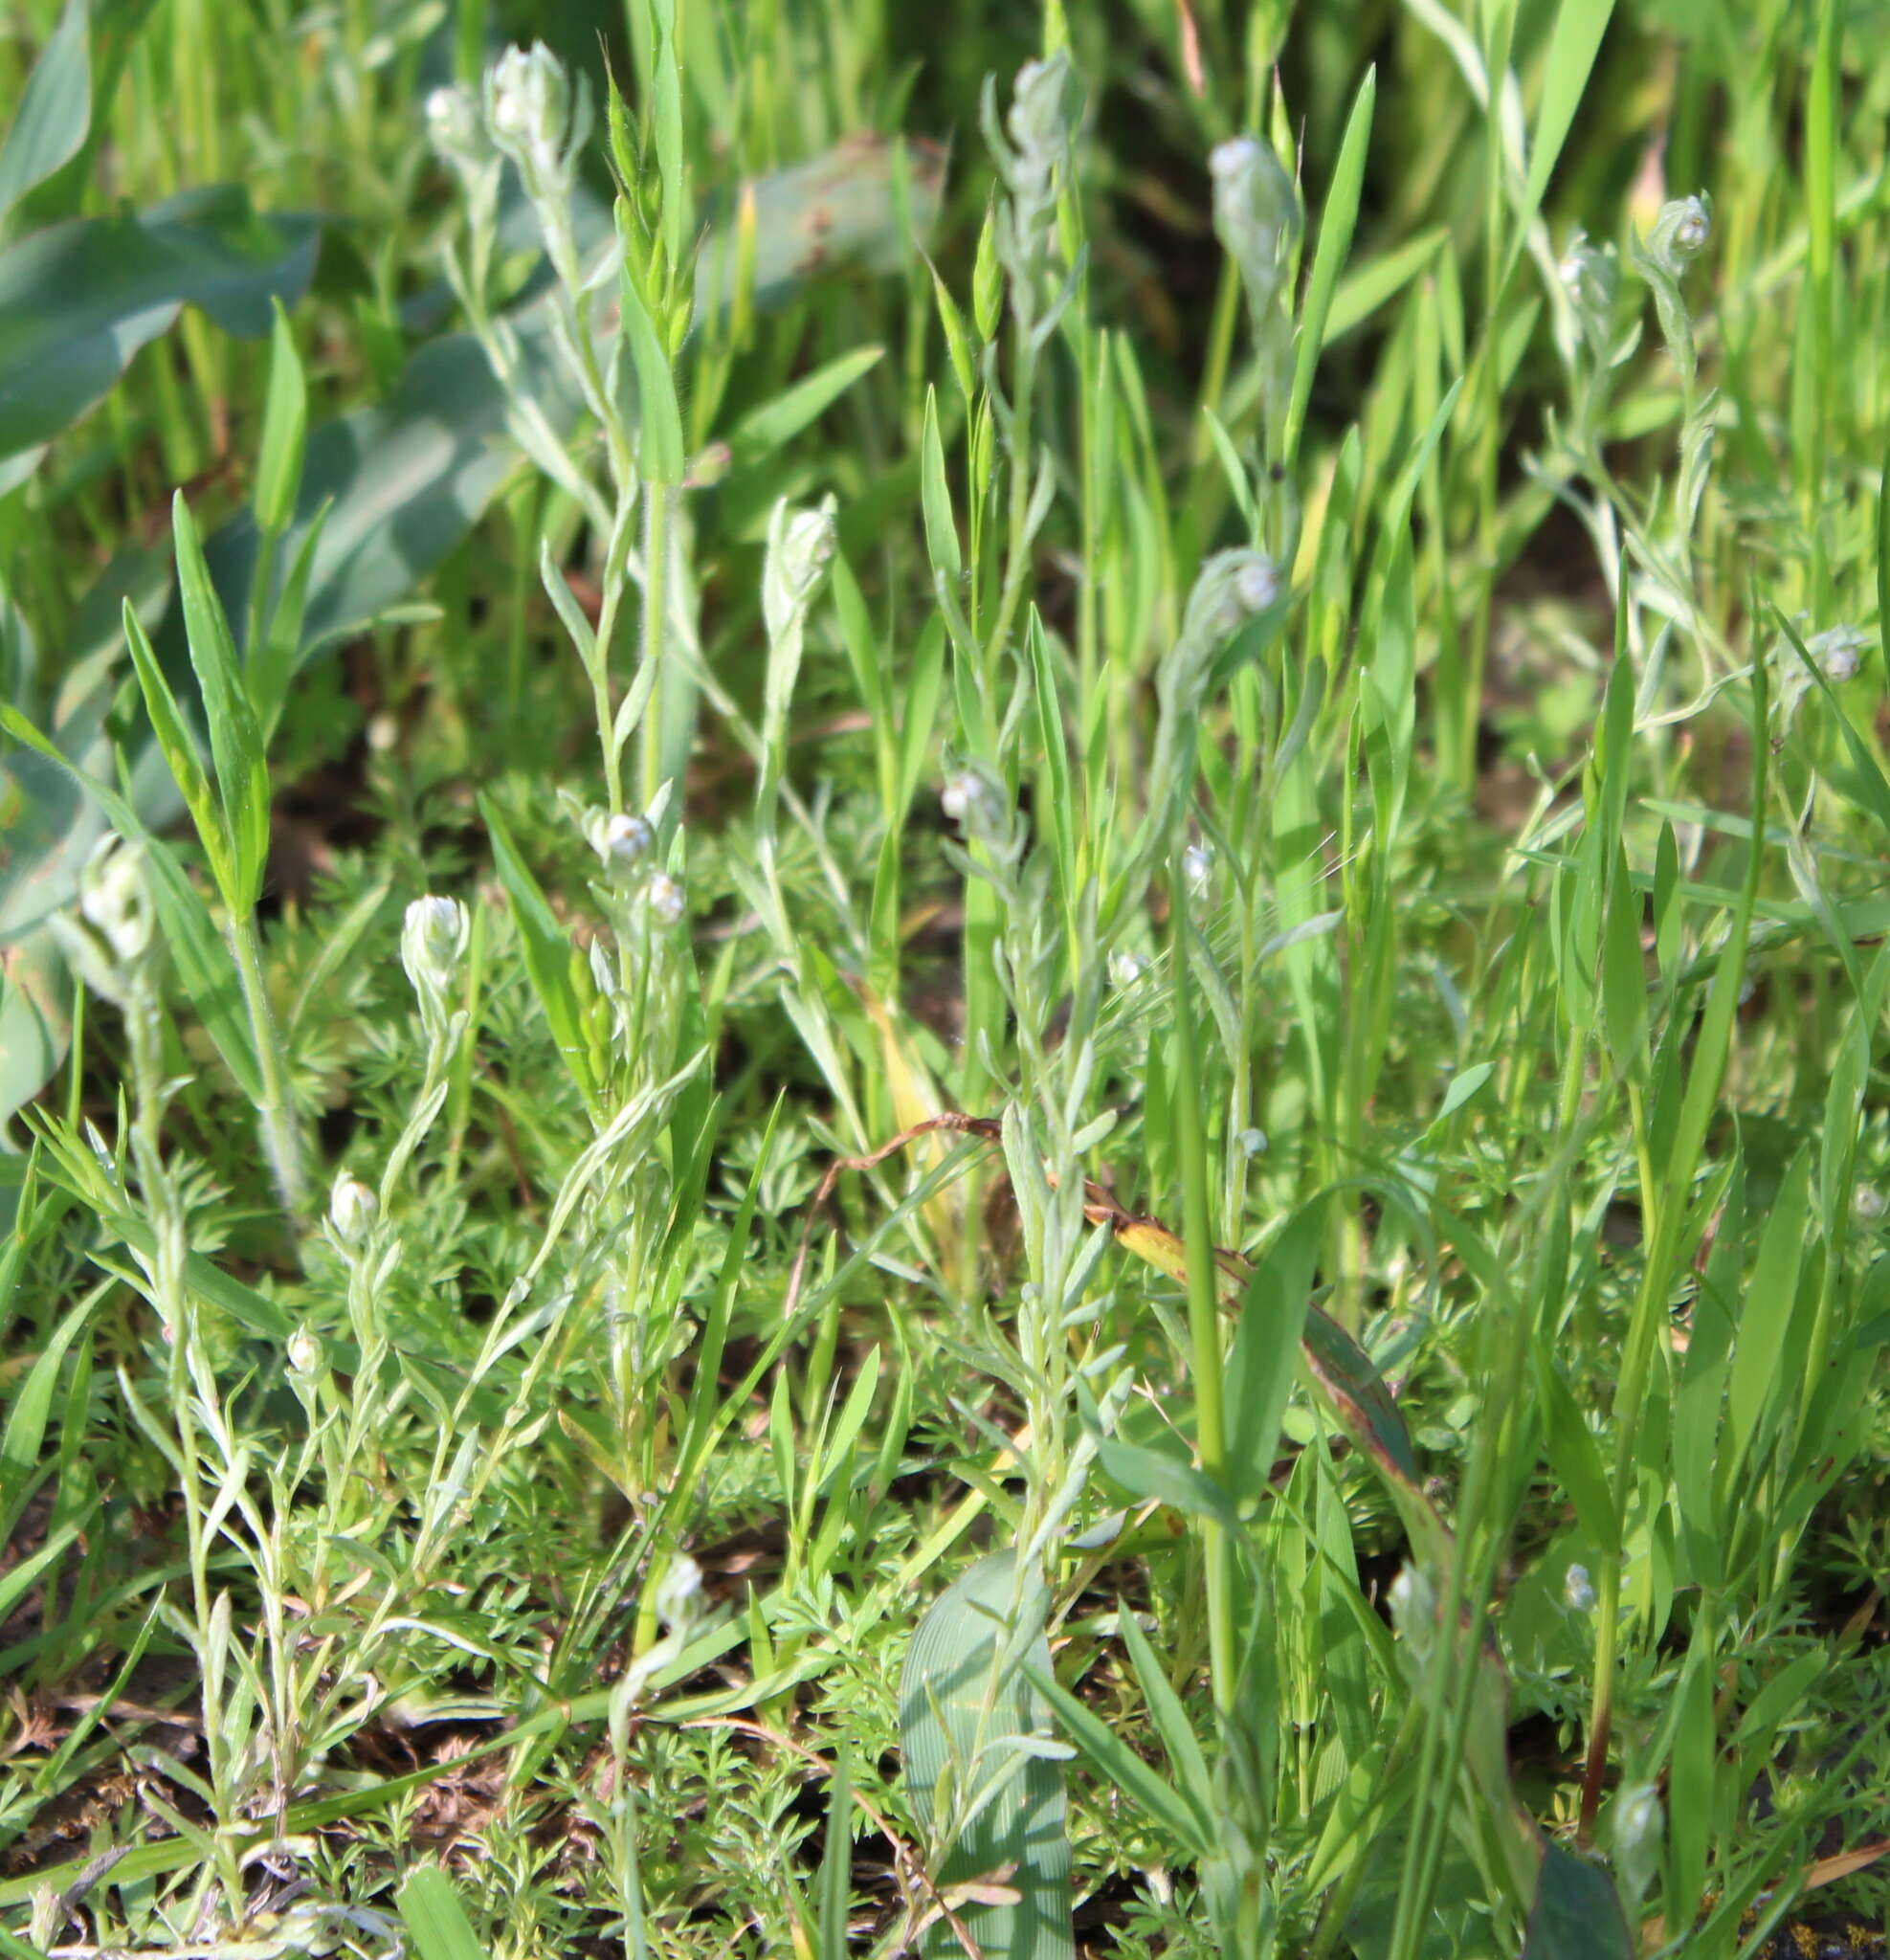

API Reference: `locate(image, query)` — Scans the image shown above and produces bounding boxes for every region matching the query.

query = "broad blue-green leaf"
[0,928,71,1135]
[901,1552,1073,1960]
[1522,1844,1631,1957]
[693,135,944,324]
[0,186,319,475]
[0,0,91,234]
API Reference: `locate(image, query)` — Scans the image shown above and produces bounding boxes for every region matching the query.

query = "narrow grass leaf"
[1718,1146,1811,1500]
[253,299,308,536]
[173,495,270,914]
[724,345,884,474]
[1512,0,1617,278]
[1284,66,1375,461]
[0,1290,96,1537]
[816,1744,854,1960]
[920,386,961,588]
[479,795,599,1108]
[619,246,684,486]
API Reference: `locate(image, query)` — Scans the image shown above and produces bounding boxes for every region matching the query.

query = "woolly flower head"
[1808,623,1869,682]
[1209,135,1301,315]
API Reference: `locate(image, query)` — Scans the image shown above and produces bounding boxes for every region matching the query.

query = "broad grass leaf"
[396,1866,489,1960]
[901,1552,1073,1959]
[1225,1199,1323,1501]
[1716,1146,1812,1503]
[723,345,883,476]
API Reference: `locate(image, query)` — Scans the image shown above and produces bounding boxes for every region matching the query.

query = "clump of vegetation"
[3,0,1889,1955]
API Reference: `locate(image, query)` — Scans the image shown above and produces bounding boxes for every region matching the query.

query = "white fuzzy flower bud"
[1237,1127,1269,1156]
[1210,135,1301,319]
[78,835,155,967]
[1809,624,1869,682]
[1563,1563,1597,1612]
[1854,1183,1886,1222]
[403,896,468,999]
[426,84,486,172]
[287,1329,324,1374]
[485,43,569,167]
[1647,193,1712,276]
[1612,1781,1664,1907]
[1108,949,1145,990]
[763,496,838,645]
[597,812,654,868]
[328,1175,378,1252]
[1182,843,1212,896]
[653,1553,704,1632]
[646,873,685,926]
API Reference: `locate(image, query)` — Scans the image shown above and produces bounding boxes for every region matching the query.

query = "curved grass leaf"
[901,1550,1074,1960]
[0,0,91,234]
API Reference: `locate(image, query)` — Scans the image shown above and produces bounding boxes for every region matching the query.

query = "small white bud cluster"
[426,83,488,180]
[482,43,592,287]
[938,758,1016,857]
[1182,841,1212,897]
[577,800,687,929]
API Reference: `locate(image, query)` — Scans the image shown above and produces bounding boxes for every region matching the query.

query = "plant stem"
[1170,881,1234,1710]
[640,480,674,813]
[230,906,305,1212]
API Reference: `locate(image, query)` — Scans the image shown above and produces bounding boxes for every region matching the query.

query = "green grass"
[4,0,1890,1954]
